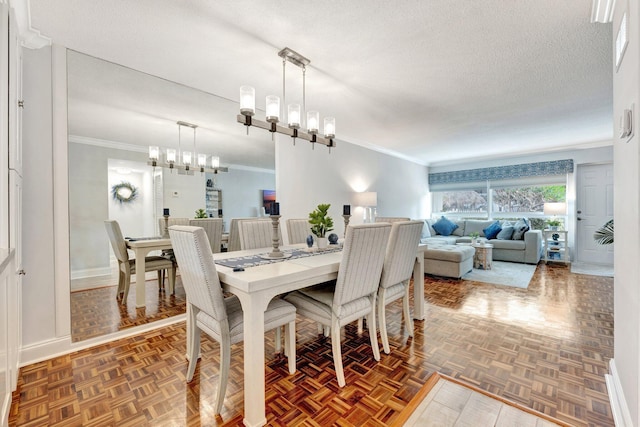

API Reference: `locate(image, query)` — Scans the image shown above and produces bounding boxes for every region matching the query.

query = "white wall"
[610,1,640,425]
[276,136,430,242]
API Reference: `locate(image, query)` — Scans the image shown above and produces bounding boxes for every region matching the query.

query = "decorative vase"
[328,233,339,245]
[317,237,328,249]
[306,235,314,248]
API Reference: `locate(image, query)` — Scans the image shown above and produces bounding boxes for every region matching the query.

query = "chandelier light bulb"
[288,104,301,129]
[197,153,207,168]
[166,148,176,165]
[323,117,336,139]
[182,151,192,167]
[307,111,319,134]
[265,95,280,123]
[240,86,255,116]
[148,146,159,161]
[211,156,220,169]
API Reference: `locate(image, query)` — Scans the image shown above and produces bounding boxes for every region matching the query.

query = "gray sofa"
[419,218,542,264]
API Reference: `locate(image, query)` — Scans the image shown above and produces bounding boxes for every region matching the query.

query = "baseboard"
[606,358,633,426]
[20,314,186,367]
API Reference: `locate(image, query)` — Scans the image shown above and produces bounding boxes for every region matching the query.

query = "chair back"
[104,220,130,263]
[189,218,224,253]
[286,218,310,245]
[169,225,227,320]
[158,217,190,235]
[379,220,423,289]
[228,217,263,252]
[375,217,411,223]
[238,219,282,250]
[333,223,391,313]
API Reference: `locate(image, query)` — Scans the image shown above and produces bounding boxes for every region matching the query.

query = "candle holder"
[342,214,351,238]
[260,215,292,259]
[162,214,170,238]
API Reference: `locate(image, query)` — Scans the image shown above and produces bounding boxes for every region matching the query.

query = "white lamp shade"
[182,151,192,166]
[307,111,319,134]
[240,86,255,116]
[197,153,207,168]
[148,146,159,161]
[543,202,566,215]
[265,95,280,122]
[288,104,301,129]
[353,191,377,207]
[166,148,176,164]
[211,156,220,168]
[324,117,335,138]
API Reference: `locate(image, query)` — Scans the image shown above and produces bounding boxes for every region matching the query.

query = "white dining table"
[209,243,428,426]
[125,237,172,307]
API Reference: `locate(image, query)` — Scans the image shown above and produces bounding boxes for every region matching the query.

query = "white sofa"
[419,218,543,264]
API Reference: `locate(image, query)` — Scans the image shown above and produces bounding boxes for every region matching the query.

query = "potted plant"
[546,219,562,230]
[469,231,480,244]
[195,208,208,219]
[308,203,334,249]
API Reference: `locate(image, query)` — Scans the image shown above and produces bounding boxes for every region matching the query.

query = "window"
[433,187,488,218]
[492,185,566,214]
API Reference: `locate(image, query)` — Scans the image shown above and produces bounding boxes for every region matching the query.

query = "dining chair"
[286,218,310,245]
[237,219,283,250]
[157,217,190,236]
[375,217,411,223]
[377,220,423,354]
[104,220,176,303]
[168,225,297,414]
[227,217,264,252]
[285,223,391,387]
[189,218,224,253]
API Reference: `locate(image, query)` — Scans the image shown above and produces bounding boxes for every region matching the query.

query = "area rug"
[462,261,536,288]
[392,372,570,426]
[571,261,613,277]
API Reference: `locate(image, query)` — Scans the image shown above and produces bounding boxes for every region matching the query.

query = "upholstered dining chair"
[104,220,176,303]
[189,218,224,253]
[377,220,423,354]
[158,217,190,236]
[375,217,411,223]
[168,225,297,414]
[237,219,283,250]
[285,223,391,387]
[286,218,310,245]
[227,217,265,252]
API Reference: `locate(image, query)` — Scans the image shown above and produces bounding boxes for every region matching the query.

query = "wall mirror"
[67,50,275,342]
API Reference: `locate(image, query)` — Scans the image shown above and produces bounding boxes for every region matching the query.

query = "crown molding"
[69,135,148,153]
[12,0,52,49]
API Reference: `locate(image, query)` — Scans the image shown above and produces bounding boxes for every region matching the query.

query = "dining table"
[206,242,429,427]
[125,237,172,307]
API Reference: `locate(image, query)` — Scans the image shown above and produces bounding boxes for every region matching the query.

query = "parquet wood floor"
[70,278,187,342]
[10,263,614,426]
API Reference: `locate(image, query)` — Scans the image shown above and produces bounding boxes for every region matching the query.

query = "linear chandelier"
[148,121,228,174]
[237,47,336,150]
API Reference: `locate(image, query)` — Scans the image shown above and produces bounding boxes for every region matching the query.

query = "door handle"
[577,210,582,214]
[577,217,582,221]
[18,269,26,275]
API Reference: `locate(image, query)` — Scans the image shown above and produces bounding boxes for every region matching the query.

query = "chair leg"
[357,318,364,334]
[402,282,414,337]
[168,266,176,294]
[275,326,282,354]
[157,270,164,292]
[215,338,231,415]
[186,325,201,382]
[331,322,346,387]
[285,321,296,375]
[121,270,132,304]
[117,270,125,296]
[378,289,390,354]
[367,298,381,362]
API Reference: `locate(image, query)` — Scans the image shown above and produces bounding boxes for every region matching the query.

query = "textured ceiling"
[29,0,613,166]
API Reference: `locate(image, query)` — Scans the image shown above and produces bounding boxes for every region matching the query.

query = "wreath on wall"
[111,181,138,204]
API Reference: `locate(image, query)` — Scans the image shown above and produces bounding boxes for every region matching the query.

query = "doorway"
[575,163,613,265]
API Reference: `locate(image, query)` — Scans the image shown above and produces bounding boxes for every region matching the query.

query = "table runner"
[215,245,342,269]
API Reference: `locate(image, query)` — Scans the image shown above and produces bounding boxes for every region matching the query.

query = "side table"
[472,243,494,270]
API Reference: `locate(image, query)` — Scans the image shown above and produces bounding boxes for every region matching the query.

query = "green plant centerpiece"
[546,219,562,230]
[195,208,207,219]
[309,203,334,249]
[468,231,480,243]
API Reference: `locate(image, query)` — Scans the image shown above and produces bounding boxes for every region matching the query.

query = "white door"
[576,163,613,264]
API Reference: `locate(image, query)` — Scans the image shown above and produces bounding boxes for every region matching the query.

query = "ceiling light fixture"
[148,121,228,174]
[238,47,336,151]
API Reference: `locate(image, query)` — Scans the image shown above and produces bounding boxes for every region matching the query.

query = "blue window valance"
[428,159,574,186]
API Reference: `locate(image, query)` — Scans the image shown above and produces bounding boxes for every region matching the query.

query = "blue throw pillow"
[483,221,502,240]
[497,226,515,240]
[512,218,530,240]
[432,216,458,236]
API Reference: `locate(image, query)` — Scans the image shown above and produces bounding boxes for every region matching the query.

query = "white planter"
[317,237,328,249]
